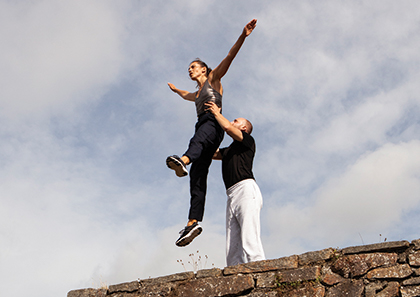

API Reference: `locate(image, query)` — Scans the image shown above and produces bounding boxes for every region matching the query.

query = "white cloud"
[0,0,126,119]
[265,140,420,255]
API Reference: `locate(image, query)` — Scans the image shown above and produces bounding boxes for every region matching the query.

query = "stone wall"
[68,238,420,297]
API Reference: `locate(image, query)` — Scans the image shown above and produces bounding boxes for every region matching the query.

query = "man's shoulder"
[241,131,255,147]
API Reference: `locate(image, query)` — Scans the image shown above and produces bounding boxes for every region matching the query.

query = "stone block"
[224,255,298,275]
[321,270,345,286]
[277,266,321,283]
[341,241,410,255]
[255,267,321,289]
[331,253,398,278]
[365,282,384,297]
[411,239,420,250]
[325,280,364,297]
[367,264,413,279]
[403,276,420,286]
[255,272,277,288]
[401,285,420,297]
[196,267,222,278]
[67,288,107,297]
[172,274,254,297]
[409,251,420,266]
[375,281,400,297]
[398,252,408,264]
[413,268,420,276]
[138,282,173,296]
[247,290,279,296]
[276,282,325,297]
[298,248,335,266]
[139,271,194,285]
[108,281,139,293]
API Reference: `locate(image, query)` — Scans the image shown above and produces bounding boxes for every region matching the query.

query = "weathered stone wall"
[68,238,420,297]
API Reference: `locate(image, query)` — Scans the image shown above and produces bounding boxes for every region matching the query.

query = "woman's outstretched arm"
[167,82,196,102]
[210,19,257,84]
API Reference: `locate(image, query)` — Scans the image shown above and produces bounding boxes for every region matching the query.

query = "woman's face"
[188,62,206,80]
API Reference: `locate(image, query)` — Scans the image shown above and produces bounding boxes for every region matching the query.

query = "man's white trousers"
[226,178,265,266]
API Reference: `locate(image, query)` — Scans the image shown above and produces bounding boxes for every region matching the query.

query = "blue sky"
[1,1,420,296]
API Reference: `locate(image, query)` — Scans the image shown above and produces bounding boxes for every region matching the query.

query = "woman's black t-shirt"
[219,131,255,190]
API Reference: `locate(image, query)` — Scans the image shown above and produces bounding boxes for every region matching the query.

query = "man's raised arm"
[205,102,244,142]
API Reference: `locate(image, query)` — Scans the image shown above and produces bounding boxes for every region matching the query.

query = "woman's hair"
[190,58,212,77]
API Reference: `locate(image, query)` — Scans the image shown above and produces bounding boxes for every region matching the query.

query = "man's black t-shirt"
[219,131,255,190]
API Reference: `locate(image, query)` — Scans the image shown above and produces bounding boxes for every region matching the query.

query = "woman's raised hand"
[243,19,257,37]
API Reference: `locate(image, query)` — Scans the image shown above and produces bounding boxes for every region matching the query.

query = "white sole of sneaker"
[176,226,202,247]
[167,157,188,177]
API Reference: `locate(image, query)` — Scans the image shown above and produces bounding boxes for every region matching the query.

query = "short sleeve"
[241,131,254,149]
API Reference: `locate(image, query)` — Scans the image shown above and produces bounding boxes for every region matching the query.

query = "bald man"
[206,101,265,266]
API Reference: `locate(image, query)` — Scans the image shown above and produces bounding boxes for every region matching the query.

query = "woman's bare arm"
[168,82,196,102]
[209,19,257,87]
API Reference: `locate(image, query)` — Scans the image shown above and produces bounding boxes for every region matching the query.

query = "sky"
[1,0,420,296]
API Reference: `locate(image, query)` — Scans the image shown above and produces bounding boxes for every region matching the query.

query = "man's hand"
[206,102,244,142]
[243,19,257,37]
[205,101,221,115]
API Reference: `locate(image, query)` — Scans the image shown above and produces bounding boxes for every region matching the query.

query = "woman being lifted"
[167,19,257,247]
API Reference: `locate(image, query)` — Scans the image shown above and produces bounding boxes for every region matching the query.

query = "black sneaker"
[166,155,188,177]
[175,222,202,247]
